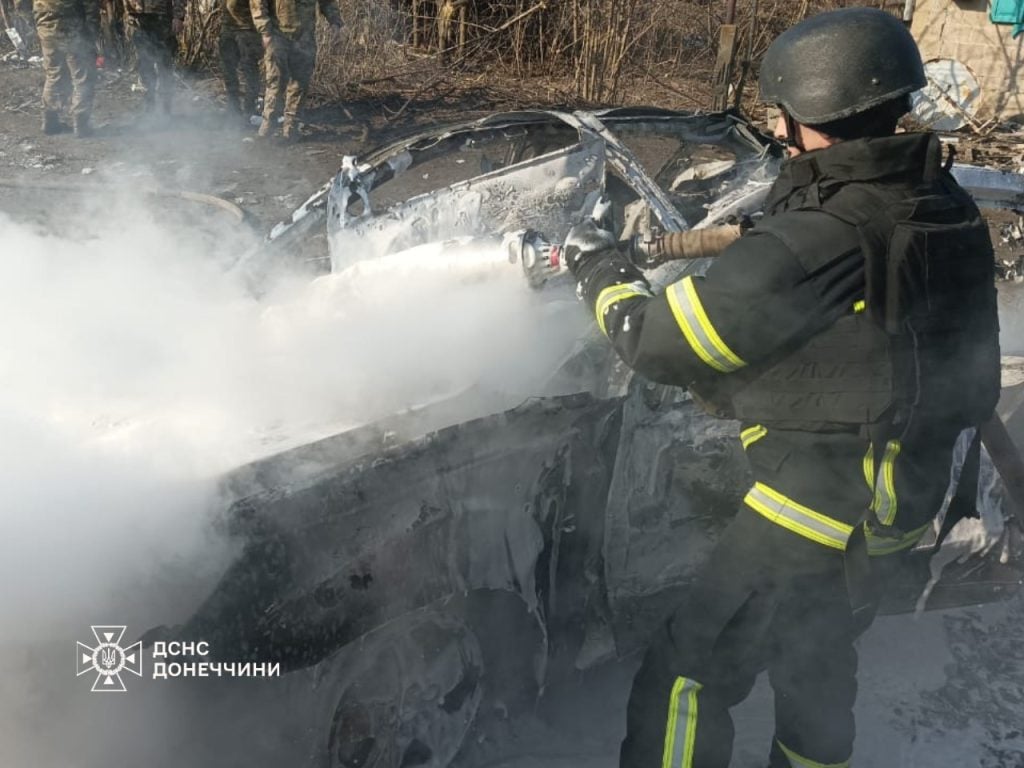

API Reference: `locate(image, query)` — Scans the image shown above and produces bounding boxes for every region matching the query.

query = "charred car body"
[170,110,1024,768]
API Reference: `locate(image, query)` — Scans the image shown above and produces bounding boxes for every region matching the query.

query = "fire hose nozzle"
[504,229,566,289]
[505,224,745,290]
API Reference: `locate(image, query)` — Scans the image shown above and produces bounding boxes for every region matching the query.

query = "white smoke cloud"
[0,183,590,767]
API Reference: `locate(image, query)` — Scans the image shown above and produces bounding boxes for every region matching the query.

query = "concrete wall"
[911,0,1024,122]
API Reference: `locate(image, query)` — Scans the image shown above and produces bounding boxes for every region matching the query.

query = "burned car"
[171,109,1024,768]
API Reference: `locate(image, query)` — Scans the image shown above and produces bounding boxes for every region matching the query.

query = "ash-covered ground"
[3,58,1024,768]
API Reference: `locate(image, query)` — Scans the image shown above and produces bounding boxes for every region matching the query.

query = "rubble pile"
[998,215,1024,282]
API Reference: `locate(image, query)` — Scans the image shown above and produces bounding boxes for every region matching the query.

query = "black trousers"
[621,509,860,768]
[621,428,881,768]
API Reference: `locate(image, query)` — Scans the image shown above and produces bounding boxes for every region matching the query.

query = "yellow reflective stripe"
[777,739,849,768]
[662,676,702,768]
[866,521,931,556]
[666,277,746,373]
[745,482,853,551]
[862,443,874,490]
[594,283,648,336]
[871,440,901,526]
[853,299,866,313]
[740,424,767,450]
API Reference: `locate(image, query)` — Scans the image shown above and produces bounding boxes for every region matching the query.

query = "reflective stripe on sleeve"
[740,424,767,450]
[853,299,866,313]
[777,739,850,768]
[744,482,853,551]
[871,440,901,526]
[594,283,650,336]
[662,676,702,768]
[665,276,746,373]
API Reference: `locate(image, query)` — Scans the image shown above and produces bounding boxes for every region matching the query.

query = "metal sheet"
[912,58,983,132]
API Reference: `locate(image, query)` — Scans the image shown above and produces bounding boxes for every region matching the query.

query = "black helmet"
[759,8,926,125]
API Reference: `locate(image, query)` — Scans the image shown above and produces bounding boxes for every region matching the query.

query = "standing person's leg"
[237,30,263,118]
[37,27,68,133]
[281,33,315,140]
[128,14,157,110]
[219,28,242,112]
[258,33,287,137]
[766,566,859,768]
[620,512,784,768]
[65,27,98,136]
[153,14,177,114]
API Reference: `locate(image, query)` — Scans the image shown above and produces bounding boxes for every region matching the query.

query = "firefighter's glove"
[566,220,649,307]
[564,219,618,278]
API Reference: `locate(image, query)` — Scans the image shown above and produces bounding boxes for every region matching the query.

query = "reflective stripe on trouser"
[665,276,746,373]
[776,739,850,768]
[662,677,702,768]
[595,282,651,336]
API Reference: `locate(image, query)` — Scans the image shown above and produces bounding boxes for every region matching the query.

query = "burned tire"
[315,608,484,768]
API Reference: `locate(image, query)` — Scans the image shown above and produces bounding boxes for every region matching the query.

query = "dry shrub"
[179,0,221,71]
[171,0,896,113]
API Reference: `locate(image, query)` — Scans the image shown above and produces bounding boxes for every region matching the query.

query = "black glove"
[564,219,618,278]
[565,221,650,308]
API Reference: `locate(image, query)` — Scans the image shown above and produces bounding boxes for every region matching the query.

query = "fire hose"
[0,179,256,228]
[505,224,744,289]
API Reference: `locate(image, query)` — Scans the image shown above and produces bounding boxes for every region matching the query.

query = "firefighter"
[251,0,343,141]
[219,0,261,122]
[124,0,183,115]
[32,0,100,137]
[560,9,1001,768]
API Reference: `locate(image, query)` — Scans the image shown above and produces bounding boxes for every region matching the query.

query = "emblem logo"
[76,625,143,692]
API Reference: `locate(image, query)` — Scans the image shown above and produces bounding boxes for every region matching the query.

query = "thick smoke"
[0,179,589,766]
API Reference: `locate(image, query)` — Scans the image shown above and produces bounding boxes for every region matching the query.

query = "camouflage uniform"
[32,0,100,136]
[219,0,261,116]
[124,0,184,112]
[250,0,342,138]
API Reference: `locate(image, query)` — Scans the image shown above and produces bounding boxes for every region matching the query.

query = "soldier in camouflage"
[32,0,100,137]
[251,0,343,141]
[124,0,183,114]
[219,0,261,122]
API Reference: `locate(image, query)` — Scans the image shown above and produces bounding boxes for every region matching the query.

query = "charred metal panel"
[180,395,622,670]
[327,136,606,271]
[602,381,749,655]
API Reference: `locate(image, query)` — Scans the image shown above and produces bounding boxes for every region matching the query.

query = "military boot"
[73,114,93,138]
[41,110,67,135]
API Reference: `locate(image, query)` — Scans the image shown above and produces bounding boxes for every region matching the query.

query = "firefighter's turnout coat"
[580,133,1000,768]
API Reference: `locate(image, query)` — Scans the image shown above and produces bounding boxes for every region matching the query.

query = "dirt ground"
[0,57,479,240]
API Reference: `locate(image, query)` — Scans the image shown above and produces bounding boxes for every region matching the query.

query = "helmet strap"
[782,109,805,153]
